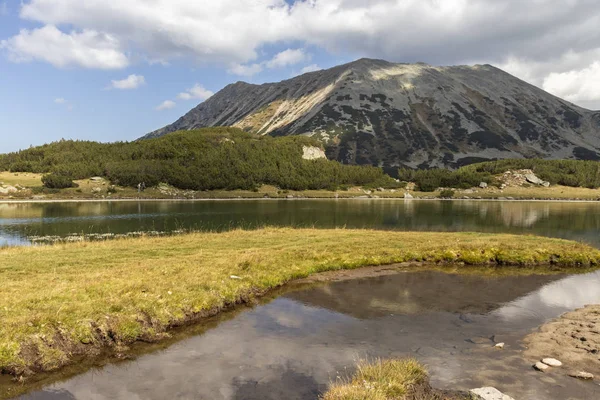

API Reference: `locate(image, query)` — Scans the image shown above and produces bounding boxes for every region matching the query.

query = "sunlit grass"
[1,228,599,375]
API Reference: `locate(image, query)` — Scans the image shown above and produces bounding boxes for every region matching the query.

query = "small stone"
[534,362,549,372]
[568,371,594,380]
[494,343,505,349]
[542,358,562,367]
[230,275,242,280]
[470,387,515,400]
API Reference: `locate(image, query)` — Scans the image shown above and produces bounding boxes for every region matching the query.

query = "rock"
[302,146,327,160]
[230,275,242,280]
[0,185,18,194]
[286,195,294,199]
[470,387,515,400]
[525,173,550,187]
[495,343,505,349]
[377,187,385,192]
[568,371,594,380]
[91,187,102,194]
[90,177,104,182]
[534,362,550,372]
[542,358,562,367]
[404,192,414,199]
[479,182,488,189]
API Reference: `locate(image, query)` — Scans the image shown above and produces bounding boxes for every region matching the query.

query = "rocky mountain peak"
[142,59,600,169]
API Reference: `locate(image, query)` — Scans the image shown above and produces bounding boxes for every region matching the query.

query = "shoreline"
[1,196,600,204]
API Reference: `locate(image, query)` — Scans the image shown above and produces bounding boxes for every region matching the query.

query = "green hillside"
[0,128,392,191]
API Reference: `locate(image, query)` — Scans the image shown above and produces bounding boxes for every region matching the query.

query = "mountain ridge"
[143,58,600,168]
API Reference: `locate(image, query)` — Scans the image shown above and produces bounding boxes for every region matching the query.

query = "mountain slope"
[143,58,600,168]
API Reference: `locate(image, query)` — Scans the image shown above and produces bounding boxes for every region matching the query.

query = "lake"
[1,199,600,247]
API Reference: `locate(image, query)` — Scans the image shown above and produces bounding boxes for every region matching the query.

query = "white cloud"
[109,74,146,90]
[0,25,128,69]
[300,64,321,74]
[177,84,214,101]
[266,48,308,69]
[54,97,73,111]
[5,1,600,107]
[228,63,264,77]
[155,100,176,111]
[228,48,308,77]
[543,62,600,104]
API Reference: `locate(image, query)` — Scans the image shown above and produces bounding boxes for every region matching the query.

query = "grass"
[2,168,600,201]
[321,358,470,400]
[0,172,42,187]
[1,228,599,377]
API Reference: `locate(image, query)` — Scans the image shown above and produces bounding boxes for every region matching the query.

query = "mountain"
[143,58,600,169]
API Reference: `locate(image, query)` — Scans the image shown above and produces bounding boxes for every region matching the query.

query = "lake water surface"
[1,199,600,247]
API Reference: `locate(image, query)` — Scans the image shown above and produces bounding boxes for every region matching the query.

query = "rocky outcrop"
[0,184,18,195]
[302,146,327,160]
[143,58,600,169]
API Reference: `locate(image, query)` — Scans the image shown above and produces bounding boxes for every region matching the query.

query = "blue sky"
[1,0,600,153]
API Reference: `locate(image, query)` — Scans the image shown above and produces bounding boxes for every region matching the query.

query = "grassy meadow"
[1,228,600,377]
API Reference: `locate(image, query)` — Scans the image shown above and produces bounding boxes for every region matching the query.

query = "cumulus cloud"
[228,62,264,77]
[108,74,146,90]
[3,0,600,106]
[228,48,308,77]
[543,62,600,105]
[177,84,214,101]
[155,100,176,111]
[266,48,308,69]
[300,64,322,74]
[0,25,128,69]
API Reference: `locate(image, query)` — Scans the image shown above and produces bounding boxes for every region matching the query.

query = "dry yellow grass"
[322,359,428,400]
[321,358,469,400]
[0,172,42,187]
[1,228,599,376]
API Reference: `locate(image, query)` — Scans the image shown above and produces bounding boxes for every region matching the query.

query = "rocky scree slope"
[143,59,600,169]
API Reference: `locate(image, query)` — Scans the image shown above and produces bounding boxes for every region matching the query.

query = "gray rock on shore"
[470,387,515,400]
[525,173,550,187]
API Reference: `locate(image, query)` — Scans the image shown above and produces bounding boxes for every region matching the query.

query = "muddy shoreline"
[524,304,600,378]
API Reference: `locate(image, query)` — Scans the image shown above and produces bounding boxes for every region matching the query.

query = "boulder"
[479,182,488,189]
[525,173,550,187]
[470,387,515,400]
[404,192,414,199]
